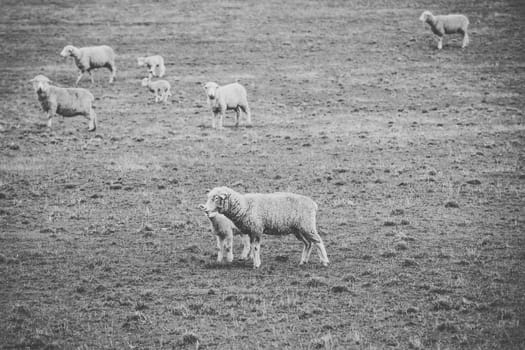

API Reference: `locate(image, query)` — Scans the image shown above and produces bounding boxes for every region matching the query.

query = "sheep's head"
[137,57,146,66]
[203,187,231,216]
[203,82,219,100]
[30,75,51,94]
[60,45,75,58]
[419,11,433,22]
[141,77,150,87]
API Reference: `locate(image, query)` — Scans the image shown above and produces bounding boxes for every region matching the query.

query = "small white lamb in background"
[198,204,251,262]
[202,186,329,269]
[30,75,97,131]
[141,77,171,103]
[203,82,252,129]
[137,55,166,78]
[419,11,470,50]
[60,45,116,85]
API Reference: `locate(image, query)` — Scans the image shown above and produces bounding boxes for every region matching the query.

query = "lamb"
[198,204,251,262]
[137,55,166,78]
[141,77,172,103]
[419,11,470,50]
[203,82,252,129]
[29,75,97,131]
[60,45,116,85]
[202,186,329,269]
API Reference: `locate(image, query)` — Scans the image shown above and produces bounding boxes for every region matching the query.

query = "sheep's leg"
[240,234,251,260]
[46,111,54,128]
[88,70,94,86]
[88,109,97,132]
[295,232,310,265]
[437,37,443,50]
[249,235,261,268]
[75,71,84,85]
[211,112,217,129]
[234,107,240,127]
[218,109,225,130]
[108,64,116,83]
[225,235,233,262]
[462,32,469,48]
[216,236,224,262]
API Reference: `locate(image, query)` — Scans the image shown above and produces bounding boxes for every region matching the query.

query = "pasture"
[0,0,524,348]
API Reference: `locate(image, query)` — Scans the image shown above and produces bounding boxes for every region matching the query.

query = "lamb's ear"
[198,204,206,210]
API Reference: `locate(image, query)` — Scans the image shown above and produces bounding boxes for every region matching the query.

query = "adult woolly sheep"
[203,82,251,129]
[141,78,172,103]
[419,11,470,50]
[198,204,251,262]
[202,186,329,269]
[137,55,166,78]
[30,75,97,131]
[60,45,116,85]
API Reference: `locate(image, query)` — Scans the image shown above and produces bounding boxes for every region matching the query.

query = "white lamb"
[60,45,116,85]
[141,78,172,103]
[137,55,166,78]
[419,11,470,50]
[202,186,329,269]
[30,75,97,131]
[198,204,251,262]
[203,82,252,129]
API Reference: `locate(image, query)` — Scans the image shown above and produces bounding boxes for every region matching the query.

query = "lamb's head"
[30,75,51,94]
[141,78,150,87]
[60,45,76,58]
[137,57,146,66]
[419,11,433,22]
[203,82,219,100]
[203,187,234,217]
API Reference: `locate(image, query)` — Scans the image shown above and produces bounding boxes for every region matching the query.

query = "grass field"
[1,0,524,349]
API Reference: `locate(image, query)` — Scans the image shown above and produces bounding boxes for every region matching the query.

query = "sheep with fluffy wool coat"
[137,55,166,79]
[30,75,97,131]
[419,11,470,50]
[202,186,329,269]
[198,204,251,262]
[60,45,116,85]
[141,78,172,103]
[203,82,251,129]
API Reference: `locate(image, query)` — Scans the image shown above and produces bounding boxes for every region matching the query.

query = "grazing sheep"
[419,11,470,49]
[203,82,251,129]
[198,204,251,262]
[141,78,172,103]
[60,45,116,85]
[137,55,166,78]
[30,75,97,131]
[202,186,329,269]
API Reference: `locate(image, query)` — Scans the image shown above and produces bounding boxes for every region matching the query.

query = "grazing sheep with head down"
[137,55,166,79]
[203,82,251,129]
[60,45,116,85]
[419,11,470,50]
[202,186,329,269]
[141,78,172,103]
[198,204,251,262]
[30,74,97,131]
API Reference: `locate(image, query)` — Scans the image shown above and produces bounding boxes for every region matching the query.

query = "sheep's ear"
[198,204,206,210]
[205,188,211,194]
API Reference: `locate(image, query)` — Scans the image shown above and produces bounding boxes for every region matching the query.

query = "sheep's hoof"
[88,127,96,132]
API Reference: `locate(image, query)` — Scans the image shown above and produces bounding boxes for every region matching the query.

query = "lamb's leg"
[75,70,84,85]
[218,109,225,130]
[235,107,240,127]
[212,112,217,129]
[250,235,261,268]
[462,32,469,48]
[109,64,116,83]
[46,111,54,128]
[240,234,251,260]
[216,236,224,262]
[437,36,443,50]
[88,109,97,132]
[87,70,94,86]
[241,104,252,127]
[225,235,233,262]
[295,232,310,265]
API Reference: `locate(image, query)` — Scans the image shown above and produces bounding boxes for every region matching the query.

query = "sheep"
[137,55,166,79]
[60,45,116,85]
[198,204,251,262]
[29,75,97,131]
[141,77,172,103]
[203,82,252,129]
[202,186,329,269]
[419,11,470,50]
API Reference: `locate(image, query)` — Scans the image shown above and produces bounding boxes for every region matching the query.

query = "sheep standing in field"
[202,186,329,269]
[137,55,166,79]
[30,75,97,131]
[141,77,172,103]
[203,82,252,129]
[60,45,116,85]
[419,11,470,50]
[198,204,251,262]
